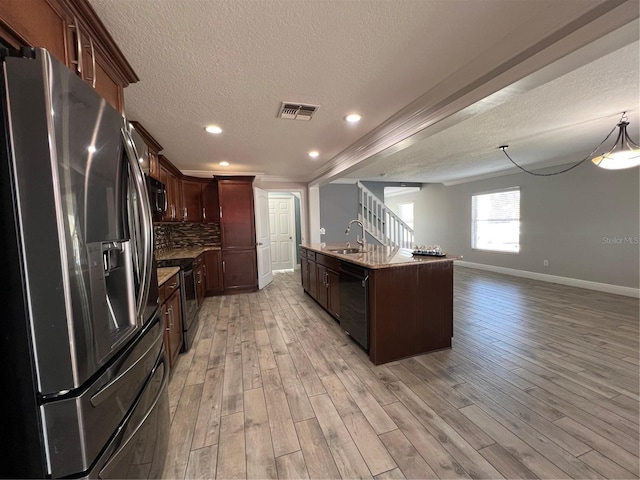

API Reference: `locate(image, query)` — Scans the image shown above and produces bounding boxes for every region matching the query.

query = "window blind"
[472,188,520,253]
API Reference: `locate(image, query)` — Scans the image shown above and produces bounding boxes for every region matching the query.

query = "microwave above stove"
[146,176,167,216]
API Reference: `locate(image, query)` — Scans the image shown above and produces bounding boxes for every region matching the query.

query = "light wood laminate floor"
[163,267,639,479]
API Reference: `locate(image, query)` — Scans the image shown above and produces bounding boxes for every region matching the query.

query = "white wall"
[386,163,639,289]
[255,179,309,245]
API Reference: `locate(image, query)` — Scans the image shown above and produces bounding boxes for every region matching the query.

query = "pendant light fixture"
[500,112,639,176]
[591,115,640,170]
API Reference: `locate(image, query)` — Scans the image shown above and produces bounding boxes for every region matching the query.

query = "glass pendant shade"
[591,121,640,170]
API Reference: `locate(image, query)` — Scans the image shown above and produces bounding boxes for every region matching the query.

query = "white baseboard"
[455,260,640,298]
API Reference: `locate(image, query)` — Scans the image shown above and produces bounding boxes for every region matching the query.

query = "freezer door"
[4,49,154,395]
[40,313,164,478]
[96,351,169,479]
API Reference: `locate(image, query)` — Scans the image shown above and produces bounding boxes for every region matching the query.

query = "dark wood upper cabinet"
[129,121,163,180]
[181,180,202,222]
[0,0,71,65]
[0,0,138,113]
[202,180,219,223]
[156,156,221,224]
[218,178,256,248]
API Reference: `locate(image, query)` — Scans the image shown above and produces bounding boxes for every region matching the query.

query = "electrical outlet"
[543,260,549,267]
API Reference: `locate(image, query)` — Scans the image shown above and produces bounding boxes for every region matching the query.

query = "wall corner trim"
[455,261,639,298]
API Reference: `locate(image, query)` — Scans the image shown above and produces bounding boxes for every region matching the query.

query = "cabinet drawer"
[164,273,180,297]
[306,250,316,261]
[300,248,307,259]
[316,253,339,271]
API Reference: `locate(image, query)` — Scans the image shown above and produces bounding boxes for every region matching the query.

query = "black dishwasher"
[339,262,369,350]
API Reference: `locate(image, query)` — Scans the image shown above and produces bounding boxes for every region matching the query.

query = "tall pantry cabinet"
[218,177,258,294]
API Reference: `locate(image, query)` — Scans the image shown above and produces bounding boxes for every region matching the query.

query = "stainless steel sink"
[328,248,363,254]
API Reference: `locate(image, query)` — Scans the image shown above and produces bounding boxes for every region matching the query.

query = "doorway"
[268,193,301,271]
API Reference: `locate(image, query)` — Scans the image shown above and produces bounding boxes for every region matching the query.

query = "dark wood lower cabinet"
[315,261,340,319]
[162,288,183,369]
[316,264,328,307]
[368,262,453,364]
[327,269,340,318]
[222,249,257,294]
[301,255,310,292]
[195,253,206,305]
[300,246,454,365]
[205,250,223,295]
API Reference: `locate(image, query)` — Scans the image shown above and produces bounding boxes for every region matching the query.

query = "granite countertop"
[157,266,180,286]
[155,245,221,261]
[301,243,460,269]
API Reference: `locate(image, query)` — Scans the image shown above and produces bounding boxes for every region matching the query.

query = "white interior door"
[254,187,273,289]
[269,195,295,271]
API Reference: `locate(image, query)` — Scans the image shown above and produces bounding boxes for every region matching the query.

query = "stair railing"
[356,181,414,248]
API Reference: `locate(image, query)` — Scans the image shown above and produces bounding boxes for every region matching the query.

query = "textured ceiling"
[348,39,640,184]
[87,0,635,183]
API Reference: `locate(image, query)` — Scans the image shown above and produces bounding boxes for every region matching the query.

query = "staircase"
[357,181,415,248]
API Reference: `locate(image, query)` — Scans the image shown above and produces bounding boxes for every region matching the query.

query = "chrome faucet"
[345,219,366,250]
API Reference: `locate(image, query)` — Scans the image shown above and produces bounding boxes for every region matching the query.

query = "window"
[472,188,520,253]
[398,202,414,230]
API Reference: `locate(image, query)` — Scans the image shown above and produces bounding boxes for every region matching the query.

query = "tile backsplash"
[154,222,221,250]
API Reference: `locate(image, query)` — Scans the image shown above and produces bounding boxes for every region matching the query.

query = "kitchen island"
[300,243,458,365]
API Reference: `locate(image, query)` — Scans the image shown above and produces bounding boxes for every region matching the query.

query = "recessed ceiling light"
[345,113,362,123]
[87,145,96,153]
[205,125,222,134]
[219,161,230,167]
[308,151,319,158]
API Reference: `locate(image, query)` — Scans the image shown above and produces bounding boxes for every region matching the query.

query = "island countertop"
[300,243,460,269]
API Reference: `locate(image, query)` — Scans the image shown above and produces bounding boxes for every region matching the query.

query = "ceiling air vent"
[278,102,320,121]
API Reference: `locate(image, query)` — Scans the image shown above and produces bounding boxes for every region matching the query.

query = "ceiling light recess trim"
[278,102,320,121]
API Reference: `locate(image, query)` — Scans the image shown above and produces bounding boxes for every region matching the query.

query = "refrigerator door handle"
[99,352,169,478]
[122,128,153,323]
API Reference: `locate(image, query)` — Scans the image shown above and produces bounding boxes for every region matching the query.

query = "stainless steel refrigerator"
[0,47,169,478]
